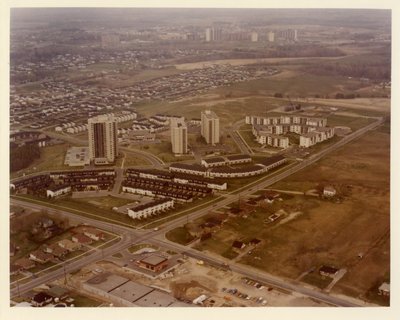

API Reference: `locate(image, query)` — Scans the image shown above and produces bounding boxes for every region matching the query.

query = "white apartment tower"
[88,114,118,165]
[268,31,275,42]
[201,110,220,145]
[170,118,188,154]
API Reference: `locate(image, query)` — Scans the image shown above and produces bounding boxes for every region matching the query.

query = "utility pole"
[16,279,20,297]
[63,263,67,285]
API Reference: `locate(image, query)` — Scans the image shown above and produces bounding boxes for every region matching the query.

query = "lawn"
[68,292,103,307]
[128,243,159,254]
[237,129,260,149]
[74,196,135,210]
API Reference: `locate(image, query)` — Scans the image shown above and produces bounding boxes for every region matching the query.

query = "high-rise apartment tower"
[88,114,118,165]
[170,118,188,154]
[201,110,220,145]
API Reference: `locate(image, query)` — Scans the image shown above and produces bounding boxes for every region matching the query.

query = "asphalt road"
[10,117,383,305]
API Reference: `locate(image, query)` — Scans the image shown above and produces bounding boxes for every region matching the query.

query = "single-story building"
[319,265,339,277]
[82,227,106,241]
[58,239,82,252]
[137,255,169,273]
[29,250,53,264]
[232,240,246,250]
[72,233,93,245]
[323,186,337,197]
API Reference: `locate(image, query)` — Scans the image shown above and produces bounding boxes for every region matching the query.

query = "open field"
[213,73,359,98]
[135,96,282,129]
[326,114,376,131]
[183,126,389,302]
[127,141,194,163]
[174,56,349,70]
[312,98,390,114]
[73,196,135,210]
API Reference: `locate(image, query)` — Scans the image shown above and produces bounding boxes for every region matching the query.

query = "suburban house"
[29,250,53,264]
[232,240,246,250]
[323,186,337,197]
[58,239,82,252]
[31,292,53,307]
[319,265,339,277]
[14,257,36,270]
[82,227,106,241]
[46,244,69,258]
[72,233,93,245]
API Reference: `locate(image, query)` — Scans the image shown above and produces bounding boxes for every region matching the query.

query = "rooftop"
[134,290,176,307]
[226,154,252,161]
[110,281,153,303]
[86,272,129,292]
[139,255,168,266]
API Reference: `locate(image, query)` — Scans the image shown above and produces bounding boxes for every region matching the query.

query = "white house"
[323,186,337,197]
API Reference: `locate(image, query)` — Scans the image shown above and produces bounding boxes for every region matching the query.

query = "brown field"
[192,126,389,302]
[311,98,390,113]
[175,56,349,70]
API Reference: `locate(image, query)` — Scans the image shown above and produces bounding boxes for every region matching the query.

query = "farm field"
[184,125,389,303]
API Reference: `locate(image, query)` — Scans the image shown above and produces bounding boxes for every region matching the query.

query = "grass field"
[327,114,376,131]
[73,196,135,210]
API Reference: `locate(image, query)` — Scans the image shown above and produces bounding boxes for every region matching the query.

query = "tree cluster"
[10,143,40,172]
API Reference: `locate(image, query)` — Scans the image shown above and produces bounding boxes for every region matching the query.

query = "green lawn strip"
[128,243,159,254]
